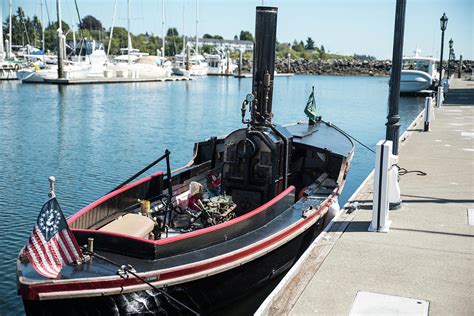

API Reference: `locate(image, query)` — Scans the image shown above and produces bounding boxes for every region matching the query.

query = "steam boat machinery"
[17,7,354,315]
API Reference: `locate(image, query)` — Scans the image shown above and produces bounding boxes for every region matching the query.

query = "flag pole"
[309,86,315,125]
[48,176,55,197]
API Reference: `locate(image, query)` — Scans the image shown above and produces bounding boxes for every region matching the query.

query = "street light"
[438,13,448,86]
[448,39,454,78]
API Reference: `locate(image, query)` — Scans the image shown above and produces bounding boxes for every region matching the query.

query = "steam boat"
[17,7,354,315]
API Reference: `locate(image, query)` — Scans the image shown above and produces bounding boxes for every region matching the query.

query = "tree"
[291,40,304,52]
[239,30,253,41]
[80,15,103,31]
[320,45,327,59]
[305,37,315,50]
[166,27,179,37]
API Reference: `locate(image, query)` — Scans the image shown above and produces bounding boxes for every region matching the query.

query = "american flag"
[24,196,82,279]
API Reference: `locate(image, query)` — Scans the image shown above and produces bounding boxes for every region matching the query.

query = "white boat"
[17,40,107,82]
[172,0,208,76]
[172,51,208,76]
[17,62,91,82]
[400,56,439,93]
[110,55,172,79]
[205,49,237,75]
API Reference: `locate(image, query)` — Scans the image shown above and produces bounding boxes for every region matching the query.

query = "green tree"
[43,21,70,52]
[291,40,304,52]
[239,30,253,41]
[80,15,103,31]
[166,27,179,37]
[320,45,327,59]
[305,37,315,50]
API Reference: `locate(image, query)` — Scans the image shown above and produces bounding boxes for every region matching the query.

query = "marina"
[1,0,473,315]
[256,78,474,315]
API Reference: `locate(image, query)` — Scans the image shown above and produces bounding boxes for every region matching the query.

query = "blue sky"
[3,0,473,59]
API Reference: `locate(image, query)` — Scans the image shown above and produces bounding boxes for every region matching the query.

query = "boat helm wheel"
[236,138,256,159]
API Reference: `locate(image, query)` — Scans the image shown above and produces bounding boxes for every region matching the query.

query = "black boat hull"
[23,215,325,315]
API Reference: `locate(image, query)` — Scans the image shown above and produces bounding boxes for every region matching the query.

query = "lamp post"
[438,13,448,86]
[447,38,453,78]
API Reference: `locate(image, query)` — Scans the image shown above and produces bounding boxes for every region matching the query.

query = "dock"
[36,76,191,85]
[257,78,474,315]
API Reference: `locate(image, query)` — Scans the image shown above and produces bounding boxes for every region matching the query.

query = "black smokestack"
[252,6,278,127]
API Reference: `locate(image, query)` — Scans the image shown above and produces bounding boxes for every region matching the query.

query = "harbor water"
[0,75,425,314]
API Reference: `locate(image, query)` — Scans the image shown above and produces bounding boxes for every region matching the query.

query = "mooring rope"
[83,249,200,315]
[327,122,376,154]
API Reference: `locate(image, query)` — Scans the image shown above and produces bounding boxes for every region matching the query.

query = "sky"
[2,0,473,59]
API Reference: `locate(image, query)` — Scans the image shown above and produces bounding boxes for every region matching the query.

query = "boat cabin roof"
[402,56,437,62]
[286,122,354,157]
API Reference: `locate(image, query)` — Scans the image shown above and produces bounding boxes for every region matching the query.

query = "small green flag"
[304,87,317,123]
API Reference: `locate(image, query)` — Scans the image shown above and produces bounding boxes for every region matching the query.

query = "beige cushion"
[99,213,155,239]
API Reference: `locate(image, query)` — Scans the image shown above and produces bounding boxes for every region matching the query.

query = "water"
[0,76,424,314]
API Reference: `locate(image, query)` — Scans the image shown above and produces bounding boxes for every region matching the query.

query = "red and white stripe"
[24,226,82,279]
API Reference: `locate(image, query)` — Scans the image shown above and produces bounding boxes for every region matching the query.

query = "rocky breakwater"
[237,58,473,77]
[276,58,391,76]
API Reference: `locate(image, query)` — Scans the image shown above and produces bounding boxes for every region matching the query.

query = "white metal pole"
[161,0,165,57]
[181,1,185,54]
[369,140,393,233]
[9,0,12,58]
[195,0,198,55]
[56,0,64,78]
[0,0,4,57]
[423,96,432,132]
[40,0,45,51]
[127,0,131,64]
[107,0,118,57]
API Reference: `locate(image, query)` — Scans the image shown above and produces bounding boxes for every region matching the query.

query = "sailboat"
[17,7,354,315]
[110,0,171,79]
[172,0,208,76]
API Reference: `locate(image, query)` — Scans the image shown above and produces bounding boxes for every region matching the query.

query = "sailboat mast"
[56,0,64,78]
[40,0,45,51]
[9,0,12,58]
[107,0,118,56]
[0,0,4,57]
[127,0,131,64]
[182,1,185,54]
[195,0,198,55]
[161,0,165,57]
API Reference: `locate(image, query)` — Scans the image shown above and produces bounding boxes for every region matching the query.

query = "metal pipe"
[252,6,278,127]
[458,55,462,78]
[385,0,406,156]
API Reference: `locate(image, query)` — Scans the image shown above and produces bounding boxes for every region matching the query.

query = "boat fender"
[324,197,340,226]
[15,63,20,71]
